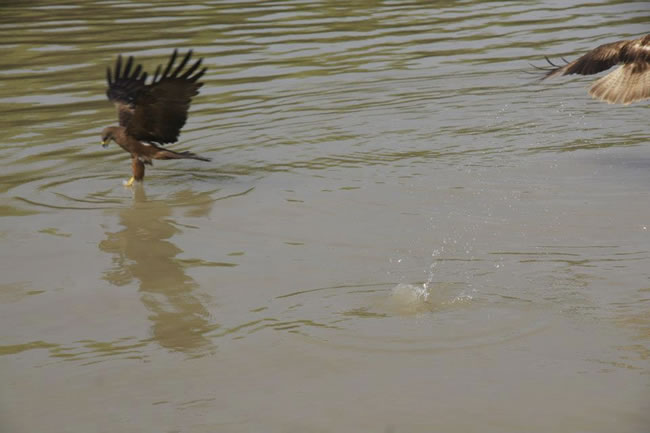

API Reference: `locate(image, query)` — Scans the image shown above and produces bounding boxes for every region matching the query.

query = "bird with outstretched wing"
[537,34,650,105]
[101,49,210,186]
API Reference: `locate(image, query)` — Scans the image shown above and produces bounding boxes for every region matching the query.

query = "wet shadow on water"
[99,185,220,357]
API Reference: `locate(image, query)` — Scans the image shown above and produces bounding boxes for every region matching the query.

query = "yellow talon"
[123,176,135,187]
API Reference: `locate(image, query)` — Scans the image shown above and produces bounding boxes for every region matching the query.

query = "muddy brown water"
[1,1,648,432]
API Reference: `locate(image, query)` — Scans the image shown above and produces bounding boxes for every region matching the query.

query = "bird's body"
[539,34,650,104]
[101,49,210,185]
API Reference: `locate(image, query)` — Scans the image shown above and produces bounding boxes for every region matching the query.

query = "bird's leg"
[124,156,145,187]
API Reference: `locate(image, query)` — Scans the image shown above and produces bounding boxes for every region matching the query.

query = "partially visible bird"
[102,49,210,186]
[538,34,650,105]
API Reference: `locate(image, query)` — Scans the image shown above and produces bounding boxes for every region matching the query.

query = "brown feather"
[153,148,211,162]
[589,62,650,105]
[126,77,203,143]
[105,49,206,144]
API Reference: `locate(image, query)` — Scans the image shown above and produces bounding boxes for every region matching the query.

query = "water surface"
[1,1,649,432]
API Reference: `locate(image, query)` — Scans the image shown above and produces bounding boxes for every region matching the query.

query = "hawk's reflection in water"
[99,185,219,356]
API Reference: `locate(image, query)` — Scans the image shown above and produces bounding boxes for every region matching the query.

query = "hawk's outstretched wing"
[106,49,206,144]
[538,34,650,104]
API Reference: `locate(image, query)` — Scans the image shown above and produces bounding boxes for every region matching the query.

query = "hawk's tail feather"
[177,150,211,162]
[153,148,211,162]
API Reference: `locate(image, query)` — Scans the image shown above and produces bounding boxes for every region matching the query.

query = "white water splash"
[389,246,473,313]
[391,283,430,304]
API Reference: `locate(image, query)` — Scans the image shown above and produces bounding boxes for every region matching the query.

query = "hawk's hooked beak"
[101,140,108,148]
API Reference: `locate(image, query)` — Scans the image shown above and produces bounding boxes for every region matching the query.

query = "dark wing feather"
[542,40,630,78]
[125,49,207,144]
[106,55,148,127]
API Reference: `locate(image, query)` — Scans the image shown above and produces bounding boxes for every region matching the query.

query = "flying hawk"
[539,34,650,104]
[102,49,210,186]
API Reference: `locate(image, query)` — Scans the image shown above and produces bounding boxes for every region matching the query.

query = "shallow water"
[1,1,649,432]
